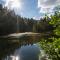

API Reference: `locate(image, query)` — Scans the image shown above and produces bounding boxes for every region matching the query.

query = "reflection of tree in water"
[0,35,41,60]
[18,35,41,46]
[0,39,20,60]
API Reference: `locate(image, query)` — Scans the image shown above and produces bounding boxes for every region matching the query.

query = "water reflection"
[5,44,40,60]
[1,34,48,60]
[14,44,40,60]
[8,55,19,60]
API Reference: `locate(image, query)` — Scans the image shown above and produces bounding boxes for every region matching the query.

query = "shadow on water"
[0,34,48,60]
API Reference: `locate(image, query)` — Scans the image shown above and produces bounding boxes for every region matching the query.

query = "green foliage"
[49,12,60,36]
[39,12,60,60]
[39,38,60,60]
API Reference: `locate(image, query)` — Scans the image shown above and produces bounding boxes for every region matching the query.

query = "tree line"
[0,4,53,36]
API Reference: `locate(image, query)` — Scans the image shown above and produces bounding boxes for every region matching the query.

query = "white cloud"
[33,16,40,20]
[33,16,43,20]
[4,0,22,10]
[2,0,24,15]
[38,0,60,13]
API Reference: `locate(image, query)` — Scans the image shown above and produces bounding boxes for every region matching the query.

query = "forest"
[0,4,60,60]
[0,4,53,36]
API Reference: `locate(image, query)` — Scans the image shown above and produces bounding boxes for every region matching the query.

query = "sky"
[0,0,60,20]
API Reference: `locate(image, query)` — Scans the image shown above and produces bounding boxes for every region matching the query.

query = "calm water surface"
[4,44,40,60]
[1,35,48,60]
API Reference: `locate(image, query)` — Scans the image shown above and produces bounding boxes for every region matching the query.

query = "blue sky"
[17,0,44,19]
[0,0,60,19]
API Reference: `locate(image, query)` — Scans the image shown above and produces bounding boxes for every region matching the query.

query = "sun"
[5,0,22,10]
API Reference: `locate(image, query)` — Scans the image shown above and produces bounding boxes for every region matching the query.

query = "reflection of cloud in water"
[4,44,49,60]
[14,44,40,60]
[9,56,19,60]
[6,55,19,60]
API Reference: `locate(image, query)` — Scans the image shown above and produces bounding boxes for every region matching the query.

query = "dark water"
[4,44,42,60]
[1,35,48,60]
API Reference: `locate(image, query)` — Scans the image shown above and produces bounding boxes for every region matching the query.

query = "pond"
[0,34,48,60]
